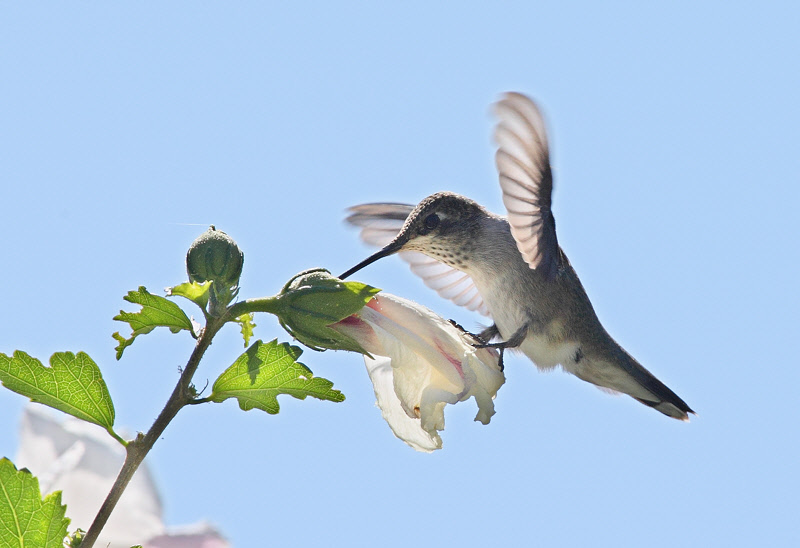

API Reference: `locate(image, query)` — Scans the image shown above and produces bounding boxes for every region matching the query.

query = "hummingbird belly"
[517,331,580,371]
[489,299,579,371]
[516,322,580,371]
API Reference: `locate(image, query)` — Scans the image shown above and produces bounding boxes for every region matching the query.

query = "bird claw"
[446,319,506,371]
[463,322,531,373]
[448,319,493,346]
[471,340,509,372]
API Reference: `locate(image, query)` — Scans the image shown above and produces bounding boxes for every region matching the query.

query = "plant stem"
[228,295,282,317]
[80,318,223,548]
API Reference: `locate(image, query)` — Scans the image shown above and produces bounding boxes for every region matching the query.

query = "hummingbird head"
[340,191,488,279]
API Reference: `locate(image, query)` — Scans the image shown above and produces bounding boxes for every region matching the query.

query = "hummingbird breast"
[477,271,581,370]
[453,216,584,370]
[415,242,471,270]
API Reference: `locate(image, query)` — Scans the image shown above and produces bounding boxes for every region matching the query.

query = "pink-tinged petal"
[350,292,505,451]
[433,337,465,379]
[371,294,498,381]
[365,315,462,418]
[359,305,465,390]
[330,314,384,356]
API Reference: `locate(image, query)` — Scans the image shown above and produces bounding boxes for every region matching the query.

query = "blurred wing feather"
[493,92,559,280]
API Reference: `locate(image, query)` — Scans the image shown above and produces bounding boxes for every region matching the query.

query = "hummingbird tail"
[632,396,693,421]
[571,346,694,421]
[615,352,695,421]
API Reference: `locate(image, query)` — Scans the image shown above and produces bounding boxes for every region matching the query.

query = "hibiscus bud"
[186,226,244,287]
[276,268,379,352]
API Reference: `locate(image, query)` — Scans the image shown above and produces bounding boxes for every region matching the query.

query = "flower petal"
[461,349,505,424]
[334,292,505,451]
[364,355,442,452]
[361,299,466,390]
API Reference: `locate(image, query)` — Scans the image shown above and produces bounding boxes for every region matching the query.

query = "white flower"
[15,405,229,547]
[332,293,504,452]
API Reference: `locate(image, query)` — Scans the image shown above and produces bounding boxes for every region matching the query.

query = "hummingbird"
[339,92,694,420]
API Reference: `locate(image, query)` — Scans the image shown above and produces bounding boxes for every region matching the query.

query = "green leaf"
[113,286,194,359]
[166,280,211,312]
[111,332,135,359]
[0,352,120,442]
[234,313,256,347]
[209,339,345,414]
[0,458,70,548]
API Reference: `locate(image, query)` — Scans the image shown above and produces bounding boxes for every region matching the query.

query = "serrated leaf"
[210,339,345,414]
[113,286,193,359]
[166,280,211,311]
[0,351,117,437]
[234,313,256,347]
[0,458,70,548]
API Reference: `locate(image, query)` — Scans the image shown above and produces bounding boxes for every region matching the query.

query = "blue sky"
[1,2,798,546]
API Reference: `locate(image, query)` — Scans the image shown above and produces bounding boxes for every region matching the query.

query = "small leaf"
[234,313,256,347]
[0,351,117,437]
[113,286,193,359]
[0,458,70,548]
[209,339,345,414]
[111,332,135,359]
[166,280,211,311]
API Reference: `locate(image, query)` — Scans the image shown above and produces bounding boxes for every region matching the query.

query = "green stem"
[105,427,128,447]
[80,318,224,548]
[228,295,282,317]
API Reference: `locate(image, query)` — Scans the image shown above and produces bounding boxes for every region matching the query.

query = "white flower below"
[15,405,229,547]
[332,293,504,451]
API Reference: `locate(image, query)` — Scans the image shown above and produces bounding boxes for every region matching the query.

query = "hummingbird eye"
[422,213,440,232]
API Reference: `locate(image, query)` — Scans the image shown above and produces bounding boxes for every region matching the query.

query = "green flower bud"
[186,226,244,315]
[66,529,85,548]
[276,268,380,352]
[186,226,244,288]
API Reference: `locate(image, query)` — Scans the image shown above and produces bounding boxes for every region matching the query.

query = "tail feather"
[571,345,694,421]
[633,396,694,421]
[616,351,695,421]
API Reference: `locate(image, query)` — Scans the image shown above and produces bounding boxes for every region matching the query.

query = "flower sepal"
[275,268,380,353]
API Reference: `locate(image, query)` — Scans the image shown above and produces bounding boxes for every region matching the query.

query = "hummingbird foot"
[473,323,528,349]
[447,319,491,345]
[477,324,500,344]
[473,341,513,372]
[469,323,530,372]
[446,320,507,371]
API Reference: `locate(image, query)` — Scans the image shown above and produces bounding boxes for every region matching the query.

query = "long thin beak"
[339,239,405,280]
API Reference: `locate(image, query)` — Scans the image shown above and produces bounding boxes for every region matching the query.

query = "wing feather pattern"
[493,92,559,280]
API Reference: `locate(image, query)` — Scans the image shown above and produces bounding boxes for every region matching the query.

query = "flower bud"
[186,226,244,288]
[276,268,379,352]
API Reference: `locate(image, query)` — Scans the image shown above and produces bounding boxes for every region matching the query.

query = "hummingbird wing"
[493,92,559,280]
[345,203,491,316]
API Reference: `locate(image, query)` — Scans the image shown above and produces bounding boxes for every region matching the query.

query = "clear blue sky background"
[1,3,798,546]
